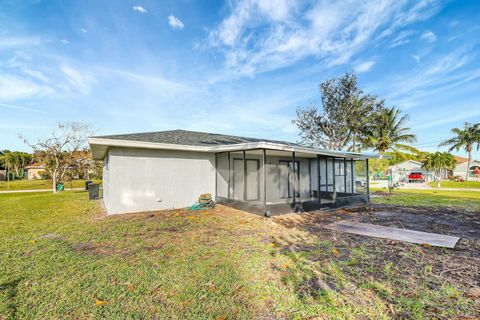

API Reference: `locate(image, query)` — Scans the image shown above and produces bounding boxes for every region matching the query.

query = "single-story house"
[89,130,378,216]
[388,160,435,182]
[26,164,46,180]
[452,159,480,179]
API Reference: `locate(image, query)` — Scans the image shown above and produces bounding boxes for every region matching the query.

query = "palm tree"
[439,123,480,181]
[0,151,16,189]
[367,107,417,171]
[422,152,456,187]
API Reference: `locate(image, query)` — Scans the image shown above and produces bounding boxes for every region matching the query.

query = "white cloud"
[411,54,421,63]
[4,53,49,82]
[21,68,49,82]
[0,102,49,114]
[133,6,147,14]
[168,15,184,29]
[354,60,376,73]
[389,30,415,47]
[60,39,70,44]
[0,74,54,101]
[110,69,191,94]
[425,52,469,75]
[415,108,480,129]
[421,31,437,43]
[81,28,88,33]
[389,38,410,48]
[61,65,95,94]
[384,49,477,104]
[208,0,442,76]
[0,37,41,49]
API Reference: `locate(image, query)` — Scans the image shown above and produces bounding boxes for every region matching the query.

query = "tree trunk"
[466,147,472,181]
[6,165,9,190]
[373,153,383,176]
[52,170,57,193]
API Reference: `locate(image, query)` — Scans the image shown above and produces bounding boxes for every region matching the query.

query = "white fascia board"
[88,137,380,160]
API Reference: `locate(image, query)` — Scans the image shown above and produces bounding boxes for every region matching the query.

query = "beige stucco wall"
[103,147,215,215]
[27,168,44,180]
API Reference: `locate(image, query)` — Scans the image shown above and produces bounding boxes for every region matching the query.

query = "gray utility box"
[88,183,100,200]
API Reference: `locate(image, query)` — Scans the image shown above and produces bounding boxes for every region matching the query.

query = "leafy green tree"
[439,122,480,181]
[293,72,383,151]
[422,152,456,187]
[365,107,417,172]
[385,148,423,166]
[0,151,32,180]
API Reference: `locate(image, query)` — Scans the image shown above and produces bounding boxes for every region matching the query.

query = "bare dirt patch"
[351,204,480,240]
[272,205,480,318]
[71,242,133,257]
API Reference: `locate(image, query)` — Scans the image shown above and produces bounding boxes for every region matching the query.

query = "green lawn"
[1,192,477,319]
[372,188,480,211]
[0,179,101,191]
[427,180,480,189]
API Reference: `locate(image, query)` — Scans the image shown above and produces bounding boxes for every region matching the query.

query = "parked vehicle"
[355,178,367,187]
[408,172,425,183]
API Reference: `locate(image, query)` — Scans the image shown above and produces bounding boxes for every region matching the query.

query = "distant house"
[388,160,435,182]
[89,129,379,216]
[452,158,480,179]
[26,164,46,180]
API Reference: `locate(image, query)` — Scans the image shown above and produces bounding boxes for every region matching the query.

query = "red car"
[408,172,425,183]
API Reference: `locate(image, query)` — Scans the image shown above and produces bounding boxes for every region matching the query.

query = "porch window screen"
[335,160,345,176]
[232,158,260,201]
[279,160,300,198]
[232,159,243,200]
[245,159,260,201]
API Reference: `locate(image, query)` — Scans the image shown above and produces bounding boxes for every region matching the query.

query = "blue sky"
[1,0,480,158]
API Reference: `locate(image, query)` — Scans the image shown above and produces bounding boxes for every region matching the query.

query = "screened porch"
[215,148,370,216]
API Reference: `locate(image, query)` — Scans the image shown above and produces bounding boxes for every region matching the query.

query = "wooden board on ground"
[324,220,460,248]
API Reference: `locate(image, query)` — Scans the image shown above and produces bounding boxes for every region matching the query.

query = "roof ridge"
[92,129,298,146]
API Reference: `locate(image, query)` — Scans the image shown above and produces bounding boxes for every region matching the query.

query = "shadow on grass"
[0,278,23,319]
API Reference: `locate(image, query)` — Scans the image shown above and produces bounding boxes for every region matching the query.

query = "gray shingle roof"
[93,129,301,147]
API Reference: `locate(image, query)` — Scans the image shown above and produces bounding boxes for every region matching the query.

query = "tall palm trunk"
[466,144,472,181]
[373,152,384,176]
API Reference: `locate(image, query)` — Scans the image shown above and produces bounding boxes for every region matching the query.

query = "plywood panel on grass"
[324,220,460,248]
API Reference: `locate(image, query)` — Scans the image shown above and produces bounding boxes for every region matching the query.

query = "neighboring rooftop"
[93,129,300,147]
[454,156,468,164]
